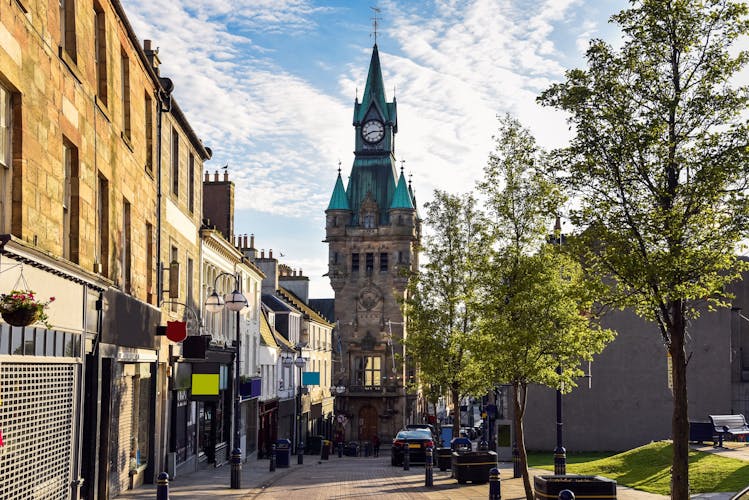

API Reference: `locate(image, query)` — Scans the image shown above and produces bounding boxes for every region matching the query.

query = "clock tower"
[325,44,420,442]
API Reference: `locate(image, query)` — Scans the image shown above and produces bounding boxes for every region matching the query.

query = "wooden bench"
[709,414,749,447]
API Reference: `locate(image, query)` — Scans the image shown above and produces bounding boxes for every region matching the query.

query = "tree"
[538,1,749,497]
[403,190,490,438]
[474,115,614,499]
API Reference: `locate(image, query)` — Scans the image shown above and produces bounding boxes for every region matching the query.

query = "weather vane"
[370,5,381,44]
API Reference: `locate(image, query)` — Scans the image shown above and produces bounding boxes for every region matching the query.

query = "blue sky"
[120,0,629,298]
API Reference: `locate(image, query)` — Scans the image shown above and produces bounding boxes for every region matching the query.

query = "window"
[120,48,130,140]
[146,222,153,303]
[97,174,109,275]
[351,253,359,273]
[171,127,179,196]
[188,153,195,213]
[94,2,107,105]
[144,93,153,173]
[59,0,77,62]
[362,213,375,228]
[187,257,194,307]
[0,85,12,233]
[122,199,131,292]
[62,139,79,262]
[380,252,388,272]
[365,253,374,274]
[355,356,381,387]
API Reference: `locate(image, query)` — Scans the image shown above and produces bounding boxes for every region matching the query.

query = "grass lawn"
[525,441,749,495]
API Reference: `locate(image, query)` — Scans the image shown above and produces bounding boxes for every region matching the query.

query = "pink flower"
[49,297,56,302]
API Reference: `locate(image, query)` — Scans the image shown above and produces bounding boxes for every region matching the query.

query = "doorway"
[358,406,378,441]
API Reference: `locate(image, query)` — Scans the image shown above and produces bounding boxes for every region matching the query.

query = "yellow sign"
[192,374,220,395]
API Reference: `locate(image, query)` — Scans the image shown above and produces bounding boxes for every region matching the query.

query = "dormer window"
[363,213,375,228]
[360,192,379,228]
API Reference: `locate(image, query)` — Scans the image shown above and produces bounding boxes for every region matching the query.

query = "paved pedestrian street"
[244,456,670,500]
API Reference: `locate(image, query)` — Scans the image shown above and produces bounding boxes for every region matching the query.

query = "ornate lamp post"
[294,354,308,453]
[281,353,295,450]
[204,272,247,472]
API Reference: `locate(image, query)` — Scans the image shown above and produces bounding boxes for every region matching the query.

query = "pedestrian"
[371,434,380,457]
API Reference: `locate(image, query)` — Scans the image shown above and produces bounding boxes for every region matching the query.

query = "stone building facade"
[324,44,420,443]
[0,1,211,498]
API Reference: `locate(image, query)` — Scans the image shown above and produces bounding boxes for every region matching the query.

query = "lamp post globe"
[294,356,307,368]
[205,291,224,313]
[281,355,294,368]
[225,290,247,312]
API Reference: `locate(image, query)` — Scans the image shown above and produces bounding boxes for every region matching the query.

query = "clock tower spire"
[325,40,420,442]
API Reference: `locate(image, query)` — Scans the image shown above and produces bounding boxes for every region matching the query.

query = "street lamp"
[552,215,566,475]
[204,272,247,471]
[294,354,307,454]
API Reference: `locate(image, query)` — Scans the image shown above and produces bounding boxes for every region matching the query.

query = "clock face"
[361,120,385,143]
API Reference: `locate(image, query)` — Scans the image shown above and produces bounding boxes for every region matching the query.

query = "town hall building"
[324,43,420,443]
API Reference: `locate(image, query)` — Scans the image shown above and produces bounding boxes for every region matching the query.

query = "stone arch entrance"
[358,405,378,441]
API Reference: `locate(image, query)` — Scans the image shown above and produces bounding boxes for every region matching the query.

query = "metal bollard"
[558,489,575,500]
[425,447,433,487]
[156,472,169,500]
[230,448,242,489]
[338,442,343,458]
[554,446,567,476]
[270,444,276,472]
[488,467,501,500]
[403,446,410,471]
[512,443,521,478]
[298,442,304,465]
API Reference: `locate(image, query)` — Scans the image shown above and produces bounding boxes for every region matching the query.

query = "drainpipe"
[156,78,173,306]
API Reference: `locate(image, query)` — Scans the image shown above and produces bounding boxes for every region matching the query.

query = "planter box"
[451,451,497,484]
[534,475,617,500]
[436,447,452,471]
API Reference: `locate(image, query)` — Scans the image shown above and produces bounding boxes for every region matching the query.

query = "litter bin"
[451,437,472,453]
[321,440,331,460]
[275,439,291,468]
[452,450,497,484]
[344,441,360,456]
[436,447,452,471]
[307,435,324,455]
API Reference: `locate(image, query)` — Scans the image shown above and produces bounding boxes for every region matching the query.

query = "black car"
[391,429,435,466]
[405,423,437,440]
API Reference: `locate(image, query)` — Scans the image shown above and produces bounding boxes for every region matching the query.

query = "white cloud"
[119,0,624,297]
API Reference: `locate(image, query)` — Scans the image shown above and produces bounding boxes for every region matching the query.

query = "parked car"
[391,429,435,466]
[405,423,437,440]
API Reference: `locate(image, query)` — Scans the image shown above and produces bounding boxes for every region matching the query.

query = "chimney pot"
[244,235,248,248]
[223,170,229,182]
[250,234,255,249]
[261,249,265,258]
[269,249,273,259]
[214,171,219,182]
[204,170,210,182]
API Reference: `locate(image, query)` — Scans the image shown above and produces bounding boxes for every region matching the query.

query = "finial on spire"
[400,159,406,174]
[408,172,413,186]
[370,5,381,45]
[338,160,342,174]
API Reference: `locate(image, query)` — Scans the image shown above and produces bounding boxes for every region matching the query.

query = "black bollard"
[230,448,242,489]
[512,443,521,478]
[298,442,304,465]
[554,446,567,476]
[403,445,410,471]
[425,447,433,487]
[337,441,343,458]
[488,467,501,500]
[559,489,575,500]
[156,472,169,500]
[270,444,276,472]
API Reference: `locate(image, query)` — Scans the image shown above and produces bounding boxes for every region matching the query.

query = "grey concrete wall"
[522,301,733,451]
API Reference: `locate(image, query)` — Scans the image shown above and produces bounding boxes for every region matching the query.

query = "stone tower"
[325,44,420,441]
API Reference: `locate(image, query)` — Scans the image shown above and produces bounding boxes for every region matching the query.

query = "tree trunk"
[513,382,533,500]
[669,300,689,499]
[451,386,461,438]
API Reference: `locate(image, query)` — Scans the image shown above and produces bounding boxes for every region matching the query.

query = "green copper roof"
[390,170,414,209]
[354,44,396,124]
[327,171,350,210]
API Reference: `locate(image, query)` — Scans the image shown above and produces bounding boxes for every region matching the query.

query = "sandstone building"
[324,44,420,442]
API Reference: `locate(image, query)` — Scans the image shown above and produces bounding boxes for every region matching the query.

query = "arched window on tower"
[362,213,375,228]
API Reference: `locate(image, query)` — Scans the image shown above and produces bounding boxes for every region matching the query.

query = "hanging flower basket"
[1,307,40,327]
[0,290,55,328]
